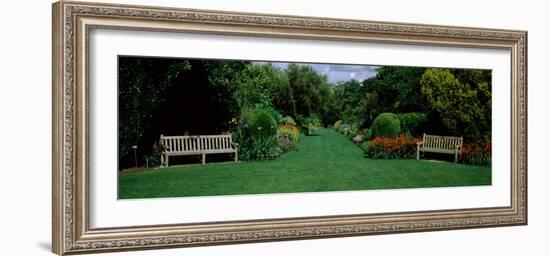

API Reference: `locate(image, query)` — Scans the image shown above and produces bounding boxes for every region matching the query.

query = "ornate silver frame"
[52,1,527,255]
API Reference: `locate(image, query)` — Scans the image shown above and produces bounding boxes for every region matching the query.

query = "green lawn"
[118,128,491,199]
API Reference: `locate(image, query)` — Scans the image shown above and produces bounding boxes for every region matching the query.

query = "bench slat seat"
[416,133,463,162]
[160,134,238,167]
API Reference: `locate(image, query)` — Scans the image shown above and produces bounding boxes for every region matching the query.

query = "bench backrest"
[423,134,463,151]
[160,134,234,152]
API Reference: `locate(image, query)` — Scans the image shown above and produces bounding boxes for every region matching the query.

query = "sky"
[252,61,379,84]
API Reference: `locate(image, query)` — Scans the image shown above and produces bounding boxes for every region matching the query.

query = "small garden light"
[132,145,138,168]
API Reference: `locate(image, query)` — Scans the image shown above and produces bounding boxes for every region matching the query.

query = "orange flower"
[367,134,419,157]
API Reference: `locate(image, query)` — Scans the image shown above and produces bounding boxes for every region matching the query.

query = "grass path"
[119,128,491,199]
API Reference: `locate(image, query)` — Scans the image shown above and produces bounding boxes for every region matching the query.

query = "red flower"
[367,134,420,157]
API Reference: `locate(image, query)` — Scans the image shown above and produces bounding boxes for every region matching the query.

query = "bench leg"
[454,151,458,163]
[202,154,205,165]
[235,151,238,162]
[160,154,164,167]
[166,156,169,167]
[416,146,420,160]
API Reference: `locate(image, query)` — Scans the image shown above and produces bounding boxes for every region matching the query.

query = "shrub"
[342,127,350,136]
[277,136,295,153]
[277,124,301,152]
[333,120,343,129]
[358,141,369,152]
[346,127,359,139]
[241,136,282,161]
[277,124,300,142]
[338,123,351,133]
[254,102,281,125]
[143,154,161,168]
[281,116,297,126]
[365,134,420,159]
[397,112,427,135]
[242,109,277,139]
[299,115,321,135]
[372,113,401,138]
[363,128,373,141]
[461,141,491,166]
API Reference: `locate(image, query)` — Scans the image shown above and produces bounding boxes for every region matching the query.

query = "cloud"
[252,61,378,84]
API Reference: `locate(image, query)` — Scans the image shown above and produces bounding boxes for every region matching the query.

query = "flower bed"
[460,142,491,166]
[363,134,420,159]
[277,124,301,152]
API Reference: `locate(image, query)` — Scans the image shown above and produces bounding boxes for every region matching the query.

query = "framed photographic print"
[52,1,527,255]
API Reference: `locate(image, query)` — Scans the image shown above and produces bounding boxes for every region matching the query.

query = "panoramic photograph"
[117,56,492,199]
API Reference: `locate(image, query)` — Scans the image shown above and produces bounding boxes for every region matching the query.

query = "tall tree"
[332,80,366,126]
[363,66,427,113]
[286,64,333,124]
[118,57,191,165]
[420,68,491,139]
[234,63,293,115]
[118,58,250,169]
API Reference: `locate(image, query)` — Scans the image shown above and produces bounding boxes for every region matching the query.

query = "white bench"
[416,133,463,162]
[159,134,238,167]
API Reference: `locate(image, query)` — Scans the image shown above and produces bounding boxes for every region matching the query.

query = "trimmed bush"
[242,109,277,139]
[372,113,401,138]
[254,102,281,125]
[397,112,427,135]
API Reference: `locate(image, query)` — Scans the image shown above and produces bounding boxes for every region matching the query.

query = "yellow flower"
[231,117,237,124]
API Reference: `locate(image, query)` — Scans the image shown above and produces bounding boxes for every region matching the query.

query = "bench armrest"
[416,141,424,145]
[454,144,462,152]
[231,142,239,148]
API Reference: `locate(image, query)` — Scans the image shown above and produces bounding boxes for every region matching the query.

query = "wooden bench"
[159,134,238,167]
[416,133,463,162]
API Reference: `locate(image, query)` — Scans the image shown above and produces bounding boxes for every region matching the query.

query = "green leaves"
[397,112,427,136]
[371,113,401,138]
[118,58,191,159]
[420,68,491,139]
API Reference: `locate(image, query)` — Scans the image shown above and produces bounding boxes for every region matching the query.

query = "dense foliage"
[242,109,278,139]
[460,141,492,166]
[286,64,335,125]
[420,68,491,140]
[118,58,192,167]
[397,112,427,136]
[237,108,282,161]
[240,136,282,161]
[331,67,428,128]
[299,114,322,135]
[118,57,492,168]
[330,67,491,165]
[277,124,301,152]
